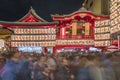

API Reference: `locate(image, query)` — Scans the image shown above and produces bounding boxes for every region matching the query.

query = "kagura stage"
[0,7,109,53]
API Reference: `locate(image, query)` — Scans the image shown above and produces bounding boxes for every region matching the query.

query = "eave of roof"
[51,7,109,18]
[0,21,58,26]
[17,7,47,22]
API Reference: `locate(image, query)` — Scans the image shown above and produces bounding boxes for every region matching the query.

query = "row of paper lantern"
[110,1,120,14]
[94,27,110,33]
[111,24,120,33]
[111,0,119,6]
[56,40,94,45]
[111,16,120,26]
[110,2,120,13]
[11,35,56,40]
[95,20,110,27]
[10,40,111,47]
[14,28,56,34]
[110,10,118,19]
[110,0,120,34]
[95,41,110,46]
[11,39,94,47]
[11,41,56,47]
[95,34,110,40]
[110,2,117,13]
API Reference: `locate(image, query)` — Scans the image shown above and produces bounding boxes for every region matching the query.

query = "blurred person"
[104,64,116,80]
[16,56,33,80]
[31,61,43,80]
[88,56,104,80]
[47,55,57,71]
[69,56,80,80]
[77,57,92,80]
[104,54,117,80]
[0,55,6,70]
[93,55,116,80]
[54,58,71,80]
[0,51,22,80]
[39,56,47,68]
[38,56,50,80]
[46,55,57,80]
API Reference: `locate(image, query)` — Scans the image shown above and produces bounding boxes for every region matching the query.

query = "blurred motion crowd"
[0,50,120,80]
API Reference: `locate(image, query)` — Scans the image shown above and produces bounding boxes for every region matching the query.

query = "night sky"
[0,0,85,21]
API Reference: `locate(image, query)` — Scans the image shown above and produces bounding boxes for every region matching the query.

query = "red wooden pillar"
[53,46,57,53]
[60,26,66,38]
[92,21,95,38]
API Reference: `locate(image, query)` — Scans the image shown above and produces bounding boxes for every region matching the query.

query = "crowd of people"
[0,50,120,80]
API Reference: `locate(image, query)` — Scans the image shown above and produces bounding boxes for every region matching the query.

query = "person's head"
[74,56,79,61]
[79,57,88,68]
[10,51,21,62]
[62,58,69,66]
[2,47,19,59]
[40,56,46,62]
